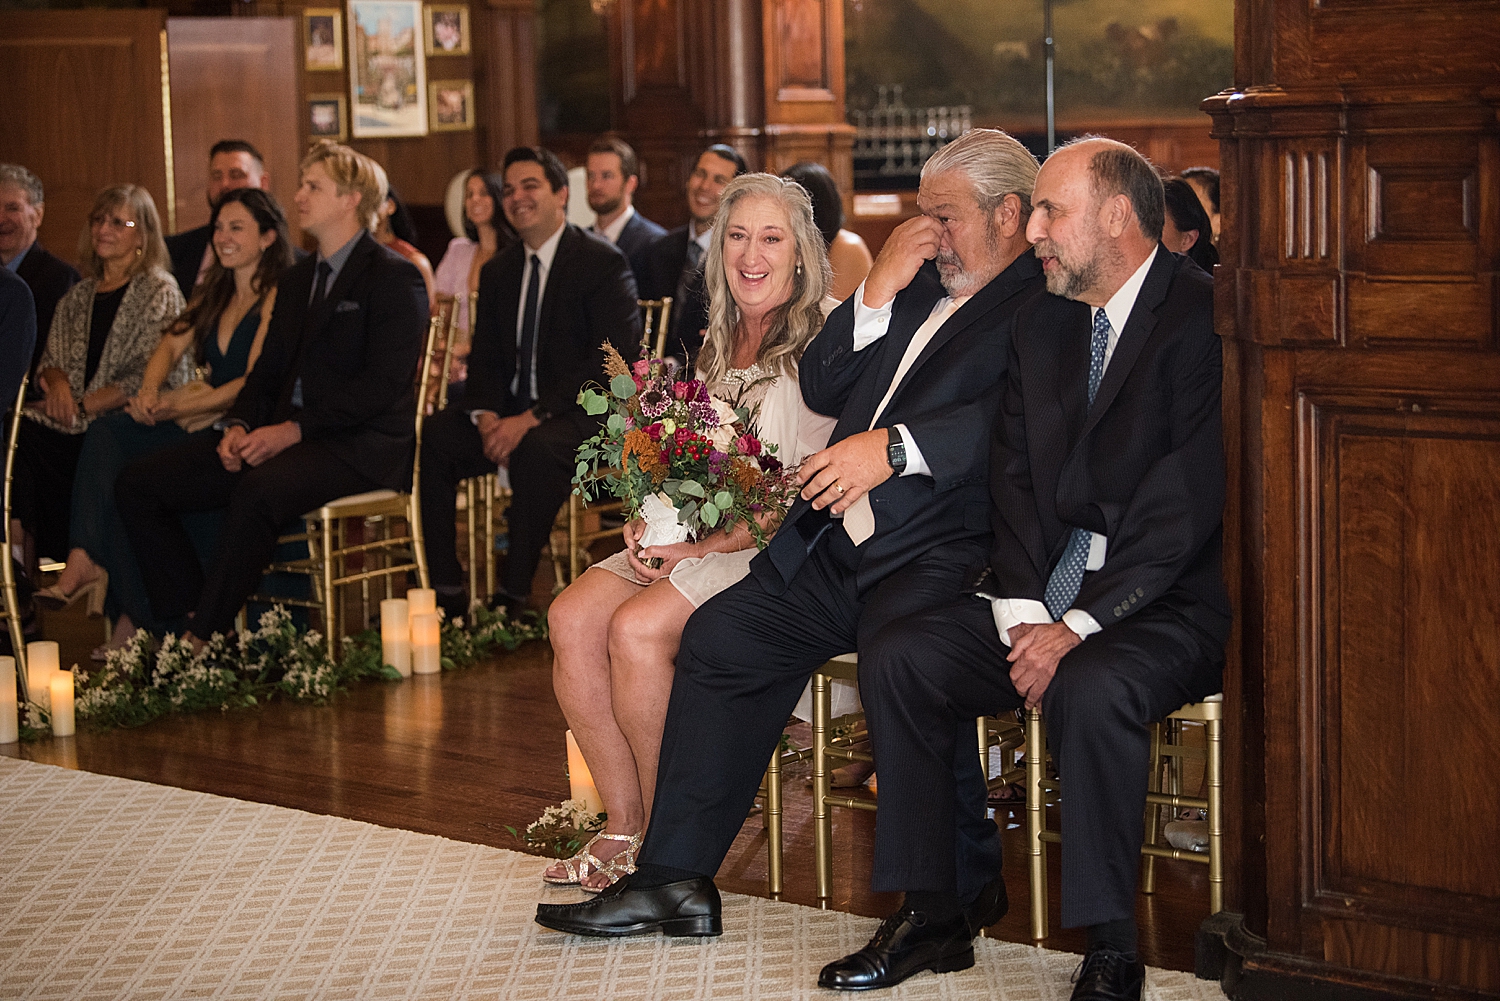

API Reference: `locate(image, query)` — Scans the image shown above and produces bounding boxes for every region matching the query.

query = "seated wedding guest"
[1162,177,1219,272]
[638,144,747,361]
[373,177,437,310]
[782,161,873,303]
[0,164,81,379]
[433,168,513,388]
[534,129,1047,956]
[0,268,36,407]
[420,146,640,618]
[586,135,665,281]
[38,188,293,653]
[165,140,272,296]
[542,173,838,891]
[1179,165,1220,245]
[14,184,183,571]
[848,139,1228,1000]
[116,140,427,642]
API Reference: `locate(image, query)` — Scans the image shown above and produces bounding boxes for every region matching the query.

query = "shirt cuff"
[468,409,496,426]
[850,280,894,351]
[1062,609,1102,640]
[893,423,930,477]
[989,598,1052,648]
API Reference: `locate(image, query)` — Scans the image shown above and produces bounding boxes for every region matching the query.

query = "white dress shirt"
[593,204,635,245]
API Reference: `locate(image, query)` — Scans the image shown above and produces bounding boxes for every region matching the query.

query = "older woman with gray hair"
[541,173,839,892]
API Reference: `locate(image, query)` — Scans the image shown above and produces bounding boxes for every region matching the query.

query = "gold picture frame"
[424,4,470,56]
[303,8,344,71]
[309,92,349,142]
[427,79,474,132]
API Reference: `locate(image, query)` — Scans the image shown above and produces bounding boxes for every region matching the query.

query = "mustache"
[935,249,963,270]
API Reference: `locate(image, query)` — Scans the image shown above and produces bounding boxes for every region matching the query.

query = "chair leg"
[812,671,833,907]
[321,510,337,640]
[568,493,581,584]
[765,746,782,898]
[1207,712,1224,914]
[977,716,990,779]
[466,479,479,608]
[1026,706,1048,940]
[483,475,496,600]
[1142,721,1164,894]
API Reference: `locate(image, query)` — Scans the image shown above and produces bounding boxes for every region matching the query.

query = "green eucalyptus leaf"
[713,490,734,510]
[610,373,638,400]
[581,389,610,415]
[677,479,705,498]
[700,501,721,526]
[677,500,698,522]
[606,413,626,435]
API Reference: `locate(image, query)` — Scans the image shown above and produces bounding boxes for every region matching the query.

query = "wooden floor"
[6,594,1213,975]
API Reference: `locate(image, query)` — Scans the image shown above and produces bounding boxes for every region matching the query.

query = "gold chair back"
[639,297,672,360]
[1,376,30,698]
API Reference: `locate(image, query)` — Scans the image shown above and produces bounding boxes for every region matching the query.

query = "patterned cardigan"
[32,267,188,434]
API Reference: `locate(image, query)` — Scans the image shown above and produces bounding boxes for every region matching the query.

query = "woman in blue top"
[38,188,294,653]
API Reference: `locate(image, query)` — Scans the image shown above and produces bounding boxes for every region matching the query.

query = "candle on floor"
[406,588,437,617]
[565,730,604,817]
[410,612,441,675]
[49,669,75,737]
[380,598,412,677]
[27,640,60,714]
[0,656,17,743]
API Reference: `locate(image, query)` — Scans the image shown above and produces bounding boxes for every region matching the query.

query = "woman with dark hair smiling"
[433,168,513,352]
[37,187,294,652]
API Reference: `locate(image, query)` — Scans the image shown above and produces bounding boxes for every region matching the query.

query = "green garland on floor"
[16,604,547,739]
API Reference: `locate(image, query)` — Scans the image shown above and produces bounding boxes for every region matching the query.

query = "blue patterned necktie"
[1042,308,1112,619]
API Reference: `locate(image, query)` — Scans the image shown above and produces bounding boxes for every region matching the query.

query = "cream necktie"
[843,296,965,545]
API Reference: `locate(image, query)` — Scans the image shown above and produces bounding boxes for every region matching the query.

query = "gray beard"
[1044,250,1103,301]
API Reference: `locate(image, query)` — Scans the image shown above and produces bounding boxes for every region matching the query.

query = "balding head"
[1026,138,1163,306]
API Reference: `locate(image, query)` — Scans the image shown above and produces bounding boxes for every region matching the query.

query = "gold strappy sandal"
[540,831,642,890]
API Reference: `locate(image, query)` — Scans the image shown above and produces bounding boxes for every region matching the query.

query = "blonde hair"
[300,140,386,231]
[698,173,831,385]
[77,184,169,281]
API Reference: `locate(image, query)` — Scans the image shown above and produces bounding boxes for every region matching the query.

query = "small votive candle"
[380,598,412,677]
[410,612,441,675]
[27,640,60,713]
[0,656,18,743]
[565,729,605,817]
[49,669,75,737]
[406,588,437,617]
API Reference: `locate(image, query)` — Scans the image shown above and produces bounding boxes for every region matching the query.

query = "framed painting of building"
[347,0,428,138]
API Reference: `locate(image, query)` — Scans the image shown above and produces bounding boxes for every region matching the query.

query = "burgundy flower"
[735,434,762,456]
[757,454,782,473]
[645,422,663,440]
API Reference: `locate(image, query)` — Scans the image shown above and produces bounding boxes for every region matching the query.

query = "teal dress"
[71,306,260,631]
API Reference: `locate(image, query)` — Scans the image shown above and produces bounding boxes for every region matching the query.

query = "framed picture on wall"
[348,0,428,138]
[424,5,470,56]
[304,9,344,71]
[309,93,349,142]
[428,79,474,131]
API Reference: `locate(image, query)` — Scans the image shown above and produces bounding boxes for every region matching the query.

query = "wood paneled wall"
[1207,0,1500,997]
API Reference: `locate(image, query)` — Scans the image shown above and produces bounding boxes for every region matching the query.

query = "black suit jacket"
[614,210,667,285]
[753,252,1047,595]
[0,267,37,405]
[225,230,428,490]
[14,241,80,374]
[467,223,641,420]
[637,224,708,361]
[165,224,212,298]
[989,248,1231,644]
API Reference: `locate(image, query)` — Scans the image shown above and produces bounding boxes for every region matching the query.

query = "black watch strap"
[886,425,907,474]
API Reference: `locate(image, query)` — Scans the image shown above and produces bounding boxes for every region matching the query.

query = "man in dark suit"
[586,135,665,282]
[419,147,640,618]
[846,139,1229,1000]
[0,164,80,376]
[534,130,1046,952]
[118,141,427,641]
[164,140,273,296]
[636,143,746,362]
[0,267,37,405]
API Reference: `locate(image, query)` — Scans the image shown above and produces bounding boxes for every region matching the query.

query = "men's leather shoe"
[962,874,1008,936]
[1070,947,1145,1000]
[534,875,722,938]
[818,908,974,991]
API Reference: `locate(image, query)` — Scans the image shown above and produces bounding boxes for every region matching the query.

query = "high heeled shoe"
[34,569,109,618]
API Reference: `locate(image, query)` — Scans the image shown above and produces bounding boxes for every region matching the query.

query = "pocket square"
[335,300,360,313]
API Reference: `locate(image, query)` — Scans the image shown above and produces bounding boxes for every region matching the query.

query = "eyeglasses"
[89,214,137,230]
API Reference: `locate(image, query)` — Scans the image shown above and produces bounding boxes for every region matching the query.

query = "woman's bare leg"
[545,567,648,880]
[55,547,101,595]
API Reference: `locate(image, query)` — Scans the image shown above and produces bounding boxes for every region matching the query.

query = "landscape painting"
[348,0,428,138]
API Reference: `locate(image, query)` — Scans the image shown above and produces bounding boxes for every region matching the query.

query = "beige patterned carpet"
[0,757,1227,1000]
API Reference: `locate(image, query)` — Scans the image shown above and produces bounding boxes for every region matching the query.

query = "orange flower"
[730,459,760,493]
[623,429,667,482]
[601,341,630,380]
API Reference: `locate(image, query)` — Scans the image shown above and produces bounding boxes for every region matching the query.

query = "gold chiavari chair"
[1,377,30,699]
[255,315,442,638]
[1024,694,1224,940]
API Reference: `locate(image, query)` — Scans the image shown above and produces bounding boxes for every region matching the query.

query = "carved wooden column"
[475,0,539,166]
[1206,2,1500,997]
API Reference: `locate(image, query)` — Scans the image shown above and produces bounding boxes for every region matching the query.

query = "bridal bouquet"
[574,343,797,553]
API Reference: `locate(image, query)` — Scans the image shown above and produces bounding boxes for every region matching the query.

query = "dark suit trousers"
[116,432,378,636]
[638,535,992,896]
[860,593,1222,928]
[419,408,593,599]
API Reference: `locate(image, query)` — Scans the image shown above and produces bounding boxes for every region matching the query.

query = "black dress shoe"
[1070,947,1145,1000]
[962,874,1009,936]
[818,908,974,991]
[534,875,722,938]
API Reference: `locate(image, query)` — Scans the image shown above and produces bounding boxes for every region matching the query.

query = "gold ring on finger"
[835,482,845,494]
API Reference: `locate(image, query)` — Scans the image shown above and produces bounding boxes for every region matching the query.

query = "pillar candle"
[380,598,412,677]
[410,612,441,674]
[565,730,604,817]
[406,588,437,617]
[49,670,75,737]
[0,656,17,744]
[26,640,59,713]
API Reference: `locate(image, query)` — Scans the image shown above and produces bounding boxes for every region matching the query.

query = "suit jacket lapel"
[1053,299,1092,444]
[537,225,576,362]
[305,233,375,336]
[1077,246,1172,441]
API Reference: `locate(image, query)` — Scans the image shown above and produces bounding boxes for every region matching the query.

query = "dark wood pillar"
[476,0,540,167]
[1207,2,1500,998]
